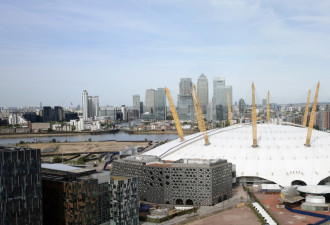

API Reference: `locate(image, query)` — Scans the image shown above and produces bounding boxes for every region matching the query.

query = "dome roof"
[144,124,330,186]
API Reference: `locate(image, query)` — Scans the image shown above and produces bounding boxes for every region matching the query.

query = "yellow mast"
[252,82,258,148]
[305,82,320,147]
[192,85,210,145]
[302,90,311,127]
[267,91,270,123]
[165,87,184,141]
[227,91,233,125]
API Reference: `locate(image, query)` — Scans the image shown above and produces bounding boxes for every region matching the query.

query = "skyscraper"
[155,88,166,120]
[88,96,99,119]
[197,73,208,114]
[178,78,194,121]
[212,77,232,121]
[239,98,246,115]
[133,95,140,118]
[54,106,64,122]
[145,89,156,114]
[82,90,88,120]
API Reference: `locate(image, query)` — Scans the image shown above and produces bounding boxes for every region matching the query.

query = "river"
[0,132,179,145]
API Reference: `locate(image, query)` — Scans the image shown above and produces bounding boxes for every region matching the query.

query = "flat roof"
[42,163,95,174]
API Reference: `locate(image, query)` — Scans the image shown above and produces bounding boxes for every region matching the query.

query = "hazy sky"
[1,0,330,107]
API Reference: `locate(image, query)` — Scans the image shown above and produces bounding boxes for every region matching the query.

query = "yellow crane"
[305,82,320,147]
[302,90,311,127]
[252,82,258,148]
[227,91,233,125]
[267,91,270,123]
[192,85,210,145]
[165,87,184,141]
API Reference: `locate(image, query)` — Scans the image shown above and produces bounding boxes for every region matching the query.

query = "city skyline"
[1,1,330,107]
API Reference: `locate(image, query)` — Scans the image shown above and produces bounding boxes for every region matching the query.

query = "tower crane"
[165,87,184,141]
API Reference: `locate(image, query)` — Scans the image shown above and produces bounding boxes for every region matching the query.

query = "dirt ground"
[254,192,330,225]
[188,206,260,225]
[27,141,149,155]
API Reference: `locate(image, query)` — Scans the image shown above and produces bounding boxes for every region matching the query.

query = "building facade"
[145,89,156,114]
[88,96,100,119]
[132,95,140,118]
[82,90,89,120]
[109,175,139,225]
[178,78,194,121]
[0,146,43,225]
[112,156,232,206]
[212,77,232,121]
[197,74,208,114]
[155,88,166,121]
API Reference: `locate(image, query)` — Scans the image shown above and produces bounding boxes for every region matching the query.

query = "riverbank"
[0,129,119,139]
[0,129,195,139]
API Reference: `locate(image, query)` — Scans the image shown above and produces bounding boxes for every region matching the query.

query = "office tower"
[178,78,194,121]
[82,90,89,120]
[132,95,140,118]
[197,74,209,114]
[121,105,127,121]
[42,106,55,122]
[110,175,139,225]
[40,102,42,110]
[155,88,166,120]
[145,89,156,114]
[0,146,43,225]
[8,113,18,124]
[140,101,144,115]
[88,96,99,119]
[239,99,246,115]
[54,106,64,122]
[213,77,232,121]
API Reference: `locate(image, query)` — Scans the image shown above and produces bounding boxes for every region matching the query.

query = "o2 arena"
[144,83,330,188]
[144,123,330,187]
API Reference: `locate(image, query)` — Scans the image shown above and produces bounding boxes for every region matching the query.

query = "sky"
[1,0,330,107]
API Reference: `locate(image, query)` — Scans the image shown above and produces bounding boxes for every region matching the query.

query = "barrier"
[285,206,330,225]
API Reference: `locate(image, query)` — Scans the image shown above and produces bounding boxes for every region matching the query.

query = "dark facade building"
[54,106,64,122]
[42,106,55,122]
[112,156,232,206]
[23,112,42,123]
[110,175,139,225]
[64,111,79,121]
[0,146,43,225]
[42,164,98,225]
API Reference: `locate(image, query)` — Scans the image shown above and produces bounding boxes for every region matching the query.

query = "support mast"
[305,82,320,147]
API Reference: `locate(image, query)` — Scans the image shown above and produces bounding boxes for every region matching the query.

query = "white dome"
[144,124,330,187]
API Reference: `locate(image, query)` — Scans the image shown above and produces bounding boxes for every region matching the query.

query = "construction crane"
[302,90,311,127]
[165,87,184,142]
[252,82,258,148]
[267,91,270,123]
[305,82,320,147]
[192,85,210,145]
[227,91,233,125]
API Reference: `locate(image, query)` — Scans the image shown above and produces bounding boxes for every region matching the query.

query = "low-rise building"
[112,156,232,206]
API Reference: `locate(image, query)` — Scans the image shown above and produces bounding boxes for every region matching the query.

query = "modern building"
[0,146,43,225]
[133,95,140,118]
[82,90,89,120]
[145,89,156,114]
[42,106,55,122]
[109,175,139,225]
[121,105,127,121]
[145,123,330,187]
[238,98,246,115]
[178,78,194,121]
[197,74,208,114]
[140,101,144,115]
[54,106,64,122]
[41,164,99,225]
[113,156,232,206]
[88,96,100,119]
[212,77,232,121]
[155,88,166,121]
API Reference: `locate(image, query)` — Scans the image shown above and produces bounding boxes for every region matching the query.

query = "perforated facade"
[112,156,232,206]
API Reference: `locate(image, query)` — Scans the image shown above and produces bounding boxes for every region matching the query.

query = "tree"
[51,138,57,143]
[77,157,86,165]
[88,138,92,142]
[52,155,62,163]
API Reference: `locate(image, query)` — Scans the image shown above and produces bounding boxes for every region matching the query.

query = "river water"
[0,132,179,145]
